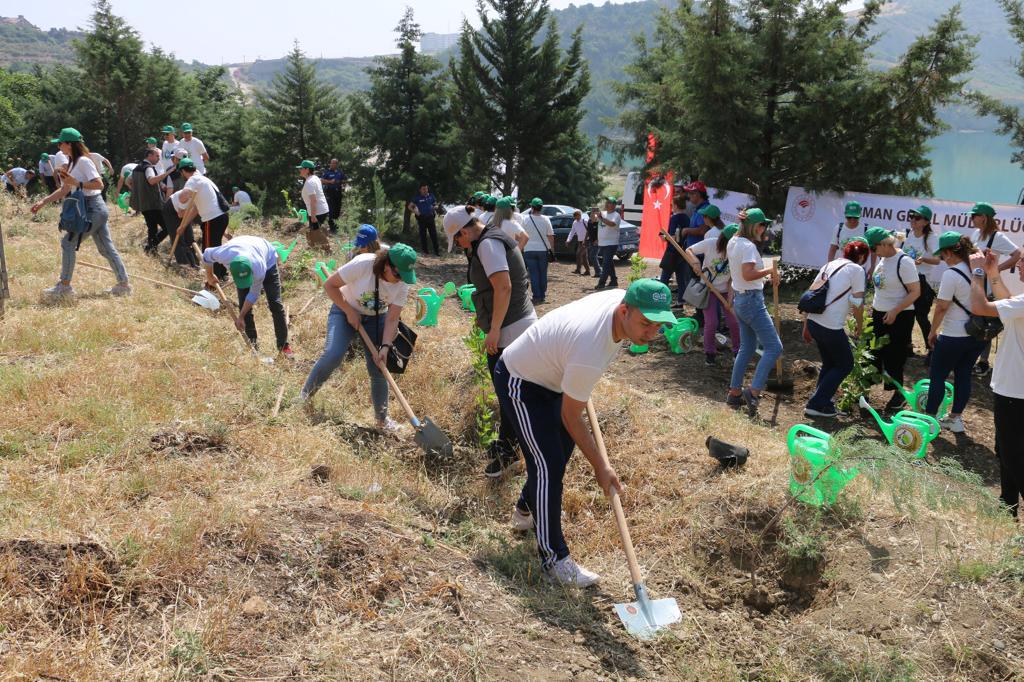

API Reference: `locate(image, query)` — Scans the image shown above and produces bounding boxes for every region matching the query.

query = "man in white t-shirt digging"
[174,158,229,278]
[177,123,209,174]
[493,279,676,586]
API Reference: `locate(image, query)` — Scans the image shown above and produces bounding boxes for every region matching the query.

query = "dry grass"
[1,190,1023,680]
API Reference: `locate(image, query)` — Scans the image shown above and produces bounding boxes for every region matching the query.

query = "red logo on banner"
[639,173,673,259]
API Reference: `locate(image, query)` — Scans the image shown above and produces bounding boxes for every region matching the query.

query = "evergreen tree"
[614,0,976,213]
[972,0,1024,179]
[450,0,592,199]
[352,8,464,205]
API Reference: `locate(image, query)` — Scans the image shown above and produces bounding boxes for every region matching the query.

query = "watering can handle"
[786,424,832,454]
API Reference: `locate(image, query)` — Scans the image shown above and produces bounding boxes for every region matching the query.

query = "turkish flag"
[638,172,673,259]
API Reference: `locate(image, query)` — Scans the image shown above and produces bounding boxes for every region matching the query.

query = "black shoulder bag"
[798,262,852,314]
[374,276,418,374]
[948,268,1004,342]
[528,215,556,263]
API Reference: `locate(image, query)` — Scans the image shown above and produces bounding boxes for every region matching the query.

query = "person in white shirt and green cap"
[493,278,676,586]
[177,123,209,174]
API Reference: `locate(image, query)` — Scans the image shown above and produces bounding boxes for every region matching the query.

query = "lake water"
[929,127,1024,206]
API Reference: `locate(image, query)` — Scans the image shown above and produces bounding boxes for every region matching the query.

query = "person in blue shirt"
[320,158,347,233]
[658,194,690,306]
[408,182,439,255]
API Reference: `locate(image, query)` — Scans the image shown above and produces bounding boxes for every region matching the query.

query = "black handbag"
[949,269,1004,342]
[374,277,417,374]
[798,262,852,314]
[527,215,556,262]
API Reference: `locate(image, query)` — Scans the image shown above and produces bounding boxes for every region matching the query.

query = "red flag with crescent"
[638,172,673,259]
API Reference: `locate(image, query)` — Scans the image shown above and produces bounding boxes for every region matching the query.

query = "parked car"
[549,213,639,261]
[541,204,578,217]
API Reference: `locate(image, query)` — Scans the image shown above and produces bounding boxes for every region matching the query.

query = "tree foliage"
[971,0,1024,177]
[613,0,976,214]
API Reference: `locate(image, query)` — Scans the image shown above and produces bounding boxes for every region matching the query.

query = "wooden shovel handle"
[355,323,419,426]
[661,231,733,314]
[585,399,643,587]
[167,193,198,264]
[78,259,198,295]
[771,259,783,374]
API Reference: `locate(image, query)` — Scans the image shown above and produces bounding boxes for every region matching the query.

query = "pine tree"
[972,0,1024,179]
[614,0,976,214]
[450,0,592,199]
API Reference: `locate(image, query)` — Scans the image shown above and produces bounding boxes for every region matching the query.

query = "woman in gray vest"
[443,206,538,481]
[131,146,173,254]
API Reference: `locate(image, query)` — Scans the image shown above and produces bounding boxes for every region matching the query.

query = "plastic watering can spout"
[443,281,457,297]
[786,424,857,506]
[416,287,443,326]
[457,284,477,312]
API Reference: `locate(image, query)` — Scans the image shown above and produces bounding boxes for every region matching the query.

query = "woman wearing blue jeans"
[725,209,782,416]
[924,232,984,434]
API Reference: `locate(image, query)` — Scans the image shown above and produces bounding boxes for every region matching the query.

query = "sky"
[7,0,868,65]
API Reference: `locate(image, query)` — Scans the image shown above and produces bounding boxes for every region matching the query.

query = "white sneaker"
[544,556,600,588]
[377,417,403,435]
[43,283,74,299]
[510,507,534,531]
[109,282,133,297]
[940,415,965,434]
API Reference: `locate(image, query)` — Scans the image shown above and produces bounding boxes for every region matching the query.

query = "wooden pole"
[0,218,9,320]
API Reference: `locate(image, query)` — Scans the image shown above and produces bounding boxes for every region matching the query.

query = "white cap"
[174,148,190,159]
[170,190,187,212]
[442,206,476,252]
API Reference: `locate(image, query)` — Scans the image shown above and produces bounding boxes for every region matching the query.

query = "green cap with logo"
[605,195,618,204]
[530,197,543,208]
[177,157,195,171]
[722,223,739,240]
[844,201,861,218]
[623,279,677,325]
[472,191,486,200]
[229,256,253,289]
[967,201,995,218]
[909,205,932,221]
[698,204,721,219]
[483,194,497,208]
[863,226,893,248]
[388,243,418,285]
[161,125,175,134]
[933,230,964,255]
[40,152,49,161]
[181,122,193,133]
[145,136,157,144]
[50,127,83,144]
[296,159,315,170]
[743,207,772,226]
[496,196,516,210]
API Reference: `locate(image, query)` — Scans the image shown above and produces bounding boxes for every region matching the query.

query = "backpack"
[799,262,853,314]
[948,268,1003,342]
[59,188,92,251]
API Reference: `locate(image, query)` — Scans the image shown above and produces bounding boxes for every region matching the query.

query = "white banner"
[781,186,1024,294]
[710,186,757,226]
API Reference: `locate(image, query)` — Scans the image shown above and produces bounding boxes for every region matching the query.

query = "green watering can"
[117,191,131,214]
[443,281,458,297]
[787,424,859,507]
[270,238,299,264]
[415,287,443,327]
[883,373,954,419]
[457,284,477,312]
[859,396,940,459]
[314,259,338,283]
[663,318,700,354]
[629,343,649,354]
[292,207,308,224]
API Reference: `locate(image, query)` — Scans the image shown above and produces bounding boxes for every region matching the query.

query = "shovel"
[661,230,733,313]
[355,324,453,458]
[77,260,220,310]
[585,400,681,640]
[767,259,794,392]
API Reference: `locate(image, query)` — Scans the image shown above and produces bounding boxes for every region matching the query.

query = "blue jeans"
[60,195,128,283]
[587,243,599,275]
[730,289,783,391]
[596,244,618,287]
[301,308,389,420]
[806,320,853,412]
[523,250,549,301]
[926,334,985,415]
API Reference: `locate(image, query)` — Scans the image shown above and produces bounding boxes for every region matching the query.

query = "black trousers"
[995,393,1024,517]
[913,275,935,349]
[416,214,439,255]
[487,349,520,457]
[44,176,57,192]
[236,265,289,350]
[325,190,341,229]
[202,213,230,278]
[143,209,167,250]
[872,308,915,387]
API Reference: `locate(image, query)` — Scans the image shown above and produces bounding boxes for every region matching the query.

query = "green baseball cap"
[967,201,995,218]
[145,136,157,144]
[530,197,543,208]
[908,205,932,221]
[296,159,315,170]
[472,191,486,200]
[387,243,417,284]
[229,256,253,289]
[232,186,239,192]
[623,279,677,325]
[605,196,618,204]
[177,158,196,171]
[181,122,193,133]
[722,224,739,240]
[844,201,861,218]
[496,196,516,210]
[933,230,964,255]
[848,236,869,246]
[863,226,893,248]
[483,194,496,208]
[122,168,132,178]
[40,152,49,161]
[698,204,721,219]
[50,127,83,144]
[161,125,175,134]
[743,208,772,226]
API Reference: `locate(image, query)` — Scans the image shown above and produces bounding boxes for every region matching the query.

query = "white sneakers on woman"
[544,556,600,587]
[939,415,965,434]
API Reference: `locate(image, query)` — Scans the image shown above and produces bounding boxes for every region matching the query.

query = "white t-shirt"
[53,151,69,172]
[338,252,410,316]
[301,175,330,217]
[4,168,30,186]
[202,236,278,304]
[512,212,526,227]
[871,251,918,312]
[88,153,110,176]
[830,221,865,249]
[992,294,1024,399]
[39,159,53,176]
[234,190,252,206]
[477,239,538,348]
[935,262,972,338]
[727,236,765,292]
[67,156,102,197]
[177,137,208,174]
[597,211,621,246]
[479,210,494,227]
[971,229,1018,257]
[497,219,526,242]
[119,163,137,180]
[705,226,722,241]
[522,212,554,252]
[902,231,939,283]
[689,237,731,292]
[160,139,180,173]
[806,259,866,331]
[502,289,624,402]
[183,173,224,222]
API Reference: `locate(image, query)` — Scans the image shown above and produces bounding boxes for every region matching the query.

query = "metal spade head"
[414,416,453,457]
[191,290,221,311]
[614,584,681,640]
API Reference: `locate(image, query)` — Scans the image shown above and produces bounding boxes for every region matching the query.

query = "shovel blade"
[414,416,453,457]
[191,290,220,311]
[614,596,682,640]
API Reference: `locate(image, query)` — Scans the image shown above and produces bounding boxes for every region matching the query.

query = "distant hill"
[0,15,81,70]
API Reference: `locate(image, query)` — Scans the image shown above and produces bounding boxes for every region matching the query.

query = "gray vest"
[469,227,532,333]
[131,160,164,213]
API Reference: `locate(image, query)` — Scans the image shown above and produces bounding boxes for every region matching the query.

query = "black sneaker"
[741,388,760,417]
[725,392,745,409]
[705,353,716,366]
[484,448,519,478]
[972,361,990,377]
[884,393,907,412]
[804,405,838,418]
